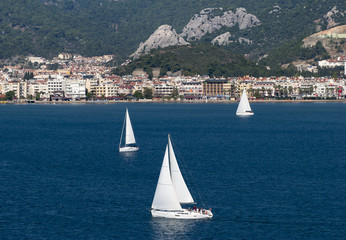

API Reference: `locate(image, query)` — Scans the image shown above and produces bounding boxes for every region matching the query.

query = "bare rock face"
[238,37,253,44]
[212,32,233,45]
[315,6,346,30]
[303,25,346,58]
[131,8,260,58]
[131,25,189,59]
[181,7,260,41]
[323,6,345,29]
[303,25,346,47]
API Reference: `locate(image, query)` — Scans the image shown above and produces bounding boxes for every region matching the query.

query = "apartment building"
[27,81,49,98]
[0,81,28,98]
[202,79,228,96]
[95,84,119,97]
[252,81,275,97]
[65,79,86,99]
[47,75,66,95]
[154,84,174,97]
[179,82,202,97]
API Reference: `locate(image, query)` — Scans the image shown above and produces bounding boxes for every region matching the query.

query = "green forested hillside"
[0,0,345,62]
[113,44,336,78]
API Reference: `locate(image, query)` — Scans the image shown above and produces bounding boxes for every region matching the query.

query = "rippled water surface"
[1,103,345,239]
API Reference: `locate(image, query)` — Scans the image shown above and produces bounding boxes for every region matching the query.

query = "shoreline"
[2,99,346,104]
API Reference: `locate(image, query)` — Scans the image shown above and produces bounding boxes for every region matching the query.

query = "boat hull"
[151,209,213,219]
[236,112,254,116]
[119,146,139,152]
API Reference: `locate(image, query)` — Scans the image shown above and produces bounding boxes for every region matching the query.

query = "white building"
[315,82,327,98]
[27,81,49,99]
[27,56,46,64]
[318,57,345,68]
[0,81,10,94]
[65,79,86,99]
[252,81,275,97]
[154,84,174,97]
[315,82,340,98]
[1,81,28,98]
[58,53,73,60]
[178,82,202,97]
[47,75,66,95]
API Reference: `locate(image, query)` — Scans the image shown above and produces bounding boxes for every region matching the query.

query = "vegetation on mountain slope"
[0,0,344,61]
[113,43,339,78]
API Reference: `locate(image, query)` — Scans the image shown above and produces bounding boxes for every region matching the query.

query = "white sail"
[125,108,136,145]
[151,145,182,211]
[236,89,253,114]
[151,135,213,219]
[168,136,194,204]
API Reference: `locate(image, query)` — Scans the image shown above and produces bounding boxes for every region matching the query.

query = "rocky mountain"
[131,7,261,58]
[131,25,189,59]
[211,32,233,46]
[181,8,260,41]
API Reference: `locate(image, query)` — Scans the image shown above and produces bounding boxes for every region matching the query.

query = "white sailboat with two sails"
[236,88,254,116]
[119,108,139,152]
[151,134,213,219]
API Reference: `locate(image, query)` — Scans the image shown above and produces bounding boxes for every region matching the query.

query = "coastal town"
[1,54,346,103]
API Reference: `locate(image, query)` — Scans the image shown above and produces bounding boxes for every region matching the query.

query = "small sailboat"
[236,88,254,116]
[118,108,139,152]
[151,134,213,219]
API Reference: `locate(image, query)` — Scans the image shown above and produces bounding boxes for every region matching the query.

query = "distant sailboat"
[119,108,139,152]
[151,134,213,219]
[236,88,254,116]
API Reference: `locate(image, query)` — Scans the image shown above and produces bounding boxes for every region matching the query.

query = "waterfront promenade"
[2,98,346,104]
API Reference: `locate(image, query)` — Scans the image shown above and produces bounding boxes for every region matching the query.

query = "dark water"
[0,103,345,239]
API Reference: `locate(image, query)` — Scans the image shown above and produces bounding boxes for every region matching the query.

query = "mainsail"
[168,137,194,204]
[151,135,213,219]
[236,89,252,114]
[125,108,136,145]
[151,145,182,211]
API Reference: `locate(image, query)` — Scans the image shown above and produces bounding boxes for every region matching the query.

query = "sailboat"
[236,88,254,116]
[151,134,213,219]
[118,108,139,152]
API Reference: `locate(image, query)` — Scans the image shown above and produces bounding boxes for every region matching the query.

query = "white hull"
[119,146,139,152]
[236,112,254,116]
[151,209,213,219]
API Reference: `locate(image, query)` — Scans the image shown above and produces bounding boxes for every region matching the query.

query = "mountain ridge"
[0,0,345,63]
[131,7,260,58]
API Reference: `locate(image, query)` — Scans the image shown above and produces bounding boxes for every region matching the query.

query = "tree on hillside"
[47,63,62,70]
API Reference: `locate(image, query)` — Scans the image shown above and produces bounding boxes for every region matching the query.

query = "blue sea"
[0,103,345,239]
